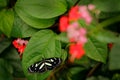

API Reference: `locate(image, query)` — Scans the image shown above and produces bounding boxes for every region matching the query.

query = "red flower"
[69,43,85,62]
[18,45,26,54]
[108,43,113,50]
[59,16,69,32]
[12,40,21,48]
[12,38,28,58]
[69,6,81,21]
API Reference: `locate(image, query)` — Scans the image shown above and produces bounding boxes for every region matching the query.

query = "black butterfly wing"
[28,61,43,73]
[28,57,62,73]
[37,62,47,73]
[45,57,62,70]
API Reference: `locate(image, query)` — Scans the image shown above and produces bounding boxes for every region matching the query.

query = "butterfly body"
[28,57,62,73]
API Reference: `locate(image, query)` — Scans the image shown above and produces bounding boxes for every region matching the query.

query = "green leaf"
[15,0,67,19]
[15,6,55,29]
[93,0,120,12]
[109,36,120,70]
[22,30,63,80]
[84,36,107,63]
[0,38,11,54]
[11,13,38,38]
[61,49,68,61]
[66,0,77,8]
[0,58,13,80]
[0,9,14,37]
[56,32,69,43]
[92,30,117,43]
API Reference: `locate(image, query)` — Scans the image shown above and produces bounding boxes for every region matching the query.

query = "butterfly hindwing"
[28,57,62,73]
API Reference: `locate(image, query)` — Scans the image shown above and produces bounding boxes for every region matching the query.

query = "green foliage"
[0,9,14,37]
[11,14,38,38]
[91,30,118,43]
[0,0,8,9]
[85,36,107,63]
[22,30,66,80]
[15,0,67,19]
[87,76,110,80]
[93,0,120,12]
[14,7,56,29]
[2,47,24,78]
[56,32,69,43]
[0,38,11,54]
[99,12,120,19]
[0,58,13,80]
[109,36,120,70]
[0,0,120,80]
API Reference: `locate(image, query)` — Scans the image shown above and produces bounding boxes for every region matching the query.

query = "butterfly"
[28,57,62,73]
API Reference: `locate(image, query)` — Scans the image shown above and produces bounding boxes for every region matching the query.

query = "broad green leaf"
[0,38,11,54]
[84,36,107,63]
[0,9,14,37]
[61,49,68,61]
[93,0,120,12]
[22,30,63,80]
[56,32,69,43]
[11,13,38,38]
[0,58,13,80]
[15,0,67,19]
[92,30,117,43]
[15,6,55,29]
[109,36,120,70]
[66,0,77,8]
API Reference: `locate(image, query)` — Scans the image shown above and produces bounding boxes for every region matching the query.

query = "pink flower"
[77,28,87,44]
[59,16,69,32]
[88,4,95,11]
[67,22,79,42]
[79,6,92,24]
[58,5,92,61]
[69,43,85,62]
[67,22,87,45]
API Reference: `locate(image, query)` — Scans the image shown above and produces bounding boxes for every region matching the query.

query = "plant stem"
[98,15,120,29]
[89,15,120,35]
[87,62,101,77]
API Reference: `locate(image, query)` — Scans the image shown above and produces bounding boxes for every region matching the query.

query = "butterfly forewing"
[28,61,43,73]
[28,57,62,73]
